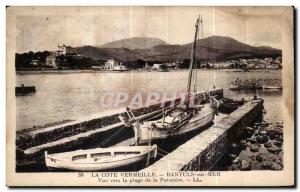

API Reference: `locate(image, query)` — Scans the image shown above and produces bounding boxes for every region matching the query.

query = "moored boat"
[229,84,240,90]
[262,85,283,89]
[133,103,215,144]
[15,84,36,96]
[218,97,245,114]
[45,145,157,171]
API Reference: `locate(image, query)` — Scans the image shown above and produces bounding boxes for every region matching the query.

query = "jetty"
[141,99,264,171]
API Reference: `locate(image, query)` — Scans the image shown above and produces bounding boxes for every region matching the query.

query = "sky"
[15,6,291,53]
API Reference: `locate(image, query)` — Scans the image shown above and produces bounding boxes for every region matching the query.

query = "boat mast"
[187,16,201,95]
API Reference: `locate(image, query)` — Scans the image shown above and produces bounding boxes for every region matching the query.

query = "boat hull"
[134,105,215,144]
[45,146,157,171]
[15,86,36,96]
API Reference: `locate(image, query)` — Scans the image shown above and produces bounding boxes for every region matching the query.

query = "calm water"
[16,70,282,130]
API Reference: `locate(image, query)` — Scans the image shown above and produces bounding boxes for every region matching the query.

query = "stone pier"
[142,99,264,172]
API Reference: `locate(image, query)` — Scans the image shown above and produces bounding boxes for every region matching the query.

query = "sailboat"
[44,145,157,171]
[126,16,216,145]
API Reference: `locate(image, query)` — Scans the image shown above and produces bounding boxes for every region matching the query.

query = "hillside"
[68,36,281,62]
[100,37,167,50]
[68,46,142,61]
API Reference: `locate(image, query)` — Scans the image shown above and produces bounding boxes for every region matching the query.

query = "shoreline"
[16,69,280,75]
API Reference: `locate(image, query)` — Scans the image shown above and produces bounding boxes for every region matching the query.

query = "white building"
[104,59,128,71]
[57,44,67,55]
[104,59,118,70]
[113,65,128,71]
[45,55,57,68]
[152,64,163,70]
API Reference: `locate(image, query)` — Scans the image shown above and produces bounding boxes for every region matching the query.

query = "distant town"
[15,44,282,72]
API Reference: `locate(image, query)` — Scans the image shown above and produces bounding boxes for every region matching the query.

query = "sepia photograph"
[6,6,294,186]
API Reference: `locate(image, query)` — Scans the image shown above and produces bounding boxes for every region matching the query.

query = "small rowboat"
[217,97,245,114]
[45,145,157,171]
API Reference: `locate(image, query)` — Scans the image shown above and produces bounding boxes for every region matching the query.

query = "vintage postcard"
[6,6,294,186]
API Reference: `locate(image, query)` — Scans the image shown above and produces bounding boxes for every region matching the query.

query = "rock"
[261,161,273,169]
[230,143,240,154]
[264,142,272,148]
[276,136,283,142]
[268,133,276,140]
[256,134,268,143]
[240,140,247,149]
[265,128,277,139]
[245,127,255,136]
[240,160,251,170]
[267,146,281,154]
[273,140,282,147]
[260,131,267,135]
[274,159,281,164]
[232,157,240,163]
[271,163,282,170]
[256,154,263,162]
[262,122,270,127]
[248,138,257,144]
[279,161,284,167]
[250,144,260,152]
[232,143,240,149]
[228,153,237,160]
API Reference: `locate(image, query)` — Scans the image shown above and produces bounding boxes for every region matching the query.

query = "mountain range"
[68,36,281,62]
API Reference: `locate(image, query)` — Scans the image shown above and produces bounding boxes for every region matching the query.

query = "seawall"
[141,99,264,172]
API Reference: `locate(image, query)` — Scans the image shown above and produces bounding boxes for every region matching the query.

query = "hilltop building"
[57,44,67,55]
[44,44,72,68]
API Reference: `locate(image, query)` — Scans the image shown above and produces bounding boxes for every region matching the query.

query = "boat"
[229,78,242,90]
[229,84,240,90]
[218,97,245,114]
[15,84,36,96]
[132,104,215,144]
[123,16,216,145]
[229,78,263,90]
[262,85,283,89]
[45,145,157,171]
